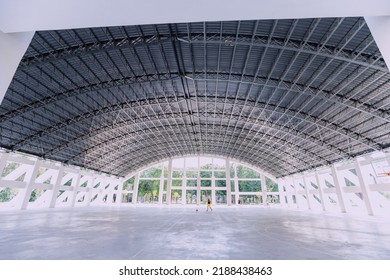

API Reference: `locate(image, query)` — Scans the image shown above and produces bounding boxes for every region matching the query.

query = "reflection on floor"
[1,206,389,259]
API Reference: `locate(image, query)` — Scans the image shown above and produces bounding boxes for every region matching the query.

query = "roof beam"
[1,0,390,33]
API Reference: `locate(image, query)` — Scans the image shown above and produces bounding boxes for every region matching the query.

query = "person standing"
[207,197,213,211]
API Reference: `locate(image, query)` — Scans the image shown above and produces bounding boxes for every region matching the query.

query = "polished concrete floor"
[0,205,389,260]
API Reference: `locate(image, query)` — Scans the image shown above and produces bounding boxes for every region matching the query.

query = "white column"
[211,173,216,205]
[261,173,267,206]
[159,165,164,205]
[291,177,300,209]
[196,173,201,205]
[365,16,390,70]
[314,170,327,211]
[354,158,375,216]
[0,30,35,105]
[19,160,41,210]
[85,175,95,206]
[302,173,312,210]
[182,160,186,205]
[234,165,239,205]
[226,159,232,206]
[70,171,81,207]
[166,159,172,205]
[331,164,347,213]
[115,178,124,206]
[0,152,9,175]
[132,172,140,204]
[277,178,287,208]
[49,164,64,208]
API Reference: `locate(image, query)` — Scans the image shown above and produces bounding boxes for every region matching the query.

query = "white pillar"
[182,160,186,205]
[196,173,201,205]
[49,164,64,208]
[0,152,9,175]
[226,159,232,206]
[314,170,327,211]
[277,178,287,208]
[115,178,124,206]
[166,159,172,205]
[0,30,35,105]
[302,173,312,210]
[211,174,216,205]
[234,165,239,205]
[331,164,347,213]
[354,158,375,216]
[132,172,140,204]
[70,171,81,207]
[159,165,164,205]
[19,159,41,210]
[261,173,267,206]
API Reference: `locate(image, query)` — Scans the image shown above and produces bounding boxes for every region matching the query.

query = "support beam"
[365,16,390,69]
[166,159,172,205]
[19,160,41,210]
[331,164,347,213]
[314,170,327,211]
[0,30,34,105]
[70,171,81,207]
[159,165,164,205]
[226,159,232,206]
[354,158,375,216]
[132,173,140,204]
[302,174,312,210]
[261,174,267,206]
[49,165,64,208]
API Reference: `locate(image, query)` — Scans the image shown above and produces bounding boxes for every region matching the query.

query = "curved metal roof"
[1,17,390,177]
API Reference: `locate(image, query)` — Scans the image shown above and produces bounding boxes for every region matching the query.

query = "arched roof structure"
[0,15,390,178]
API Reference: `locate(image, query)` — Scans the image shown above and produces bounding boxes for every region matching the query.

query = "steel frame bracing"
[1,18,390,179]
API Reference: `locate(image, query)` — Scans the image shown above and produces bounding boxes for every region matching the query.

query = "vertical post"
[182,159,186,205]
[354,158,375,216]
[234,164,239,205]
[226,159,232,206]
[70,171,81,208]
[331,164,347,213]
[211,172,216,205]
[261,173,267,206]
[132,172,140,204]
[291,177,300,209]
[85,174,95,206]
[277,178,286,208]
[49,164,64,208]
[159,165,164,205]
[314,170,327,211]
[19,159,41,210]
[116,178,124,206]
[0,152,9,176]
[0,31,35,105]
[302,173,312,210]
[166,159,172,205]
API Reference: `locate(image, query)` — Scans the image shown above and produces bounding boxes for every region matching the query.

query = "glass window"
[238,180,261,192]
[213,158,226,169]
[172,170,183,178]
[186,157,199,169]
[186,190,197,204]
[201,180,211,187]
[216,180,226,187]
[137,180,160,203]
[186,171,198,178]
[186,180,197,187]
[236,165,260,178]
[214,171,226,178]
[200,171,212,178]
[172,180,182,187]
[140,166,162,178]
[266,177,279,192]
[200,157,212,169]
[216,190,227,204]
[171,190,182,204]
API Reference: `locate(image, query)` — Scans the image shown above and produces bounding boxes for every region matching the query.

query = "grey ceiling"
[1,17,390,177]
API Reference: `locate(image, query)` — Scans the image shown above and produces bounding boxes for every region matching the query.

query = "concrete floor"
[0,206,389,260]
